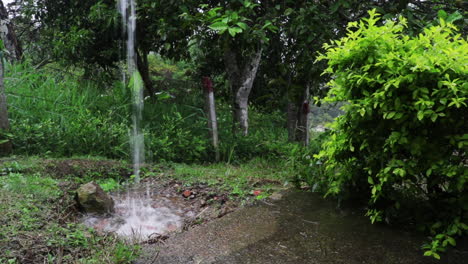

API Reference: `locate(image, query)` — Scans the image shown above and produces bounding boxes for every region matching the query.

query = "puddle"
[82,180,196,241]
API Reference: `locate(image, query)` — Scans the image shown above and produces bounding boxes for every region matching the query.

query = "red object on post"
[202,76,214,93]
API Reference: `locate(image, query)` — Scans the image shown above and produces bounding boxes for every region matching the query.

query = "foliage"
[97,177,121,192]
[287,132,331,192]
[316,10,467,258]
[5,62,290,163]
[217,107,291,163]
[201,0,278,40]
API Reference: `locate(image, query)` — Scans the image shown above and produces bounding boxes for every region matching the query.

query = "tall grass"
[6,62,131,157]
[5,61,292,163]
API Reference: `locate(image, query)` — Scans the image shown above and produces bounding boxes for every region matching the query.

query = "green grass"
[170,158,291,198]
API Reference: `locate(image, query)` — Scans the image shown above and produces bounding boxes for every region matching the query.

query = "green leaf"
[437,10,448,20]
[446,237,456,247]
[417,111,424,120]
[426,168,432,176]
[284,8,294,16]
[228,27,243,37]
[262,20,273,30]
[209,22,228,32]
[236,22,248,30]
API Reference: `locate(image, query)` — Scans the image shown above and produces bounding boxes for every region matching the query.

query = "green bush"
[316,10,467,258]
[287,132,330,191]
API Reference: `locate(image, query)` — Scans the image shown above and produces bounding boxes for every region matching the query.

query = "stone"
[200,199,207,206]
[269,192,283,201]
[76,182,114,214]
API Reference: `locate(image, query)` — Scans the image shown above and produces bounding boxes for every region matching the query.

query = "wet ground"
[82,177,239,242]
[137,191,467,264]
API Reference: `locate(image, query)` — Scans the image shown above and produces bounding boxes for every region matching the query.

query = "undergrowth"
[5,61,292,163]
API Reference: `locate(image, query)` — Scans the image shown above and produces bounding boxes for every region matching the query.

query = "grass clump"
[170,158,290,199]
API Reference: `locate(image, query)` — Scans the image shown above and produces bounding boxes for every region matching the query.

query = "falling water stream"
[118,0,144,182]
[83,0,185,241]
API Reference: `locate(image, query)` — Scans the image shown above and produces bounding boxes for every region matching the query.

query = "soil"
[82,176,243,243]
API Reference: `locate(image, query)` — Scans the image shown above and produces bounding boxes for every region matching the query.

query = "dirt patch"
[161,180,240,229]
[83,177,243,244]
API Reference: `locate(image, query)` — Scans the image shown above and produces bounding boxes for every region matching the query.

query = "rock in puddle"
[76,182,114,214]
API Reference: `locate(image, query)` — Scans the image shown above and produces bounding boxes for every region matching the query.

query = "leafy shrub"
[287,132,330,191]
[316,10,467,258]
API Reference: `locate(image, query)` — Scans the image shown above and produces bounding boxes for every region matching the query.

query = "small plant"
[98,178,120,192]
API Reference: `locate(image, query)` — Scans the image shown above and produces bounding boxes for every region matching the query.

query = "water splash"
[118,0,144,183]
[83,186,185,241]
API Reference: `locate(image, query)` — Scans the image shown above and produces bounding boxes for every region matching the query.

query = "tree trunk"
[224,44,262,136]
[202,77,219,162]
[287,101,298,142]
[0,1,22,61]
[287,84,311,146]
[136,50,154,96]
[295,85,311,146]
[0,49,12,155]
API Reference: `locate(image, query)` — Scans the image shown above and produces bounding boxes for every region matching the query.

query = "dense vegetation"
[0,0,466,262]
[6,60,290,163]
[316,10,467,259]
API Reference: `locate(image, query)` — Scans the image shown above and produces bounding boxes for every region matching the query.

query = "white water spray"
[118,0,144,182]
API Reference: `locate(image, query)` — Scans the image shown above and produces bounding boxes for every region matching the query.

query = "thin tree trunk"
[0,1,22,61]
[136,50,154,96]
[287,101,298,142]
[295,85,311,146]
[203,77,219,162]
[224,44,262,136]
[0,51,12,155]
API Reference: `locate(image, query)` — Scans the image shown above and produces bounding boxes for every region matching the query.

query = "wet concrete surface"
[139,191,467,264]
